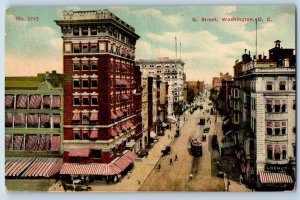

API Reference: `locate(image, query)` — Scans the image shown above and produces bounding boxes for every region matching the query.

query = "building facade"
[5,71,64,178]
[231,41,296,189]
[212,73,233,91]
[55,9,142,174]
[136,57,185,116]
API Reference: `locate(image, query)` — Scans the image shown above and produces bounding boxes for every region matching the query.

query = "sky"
[5,5,295,83]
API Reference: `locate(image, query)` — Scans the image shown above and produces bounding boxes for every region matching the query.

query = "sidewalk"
[49,117,186,192]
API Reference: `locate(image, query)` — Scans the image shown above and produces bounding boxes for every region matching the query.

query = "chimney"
[258,54,262,60]
[244,49,247,54]
[253,55,256,59]
[263,56,267,59]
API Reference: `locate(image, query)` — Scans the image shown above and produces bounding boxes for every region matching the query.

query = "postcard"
[5,5,296,192]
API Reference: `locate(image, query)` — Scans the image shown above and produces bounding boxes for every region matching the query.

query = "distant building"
[5,71,64,178]
[231,41,296,189]
[212,73,233,91]
[136,57,185,116]
[55,9,142,178]
[186,80,205,96]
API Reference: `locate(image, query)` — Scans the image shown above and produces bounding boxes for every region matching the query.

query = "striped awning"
[121,94,129,100]
[5,135,12,150]
[14,113,26,126]
[52,96,61,108]
[43,95,51,107]
[115,127,122,134]
[40,114,50,124]
[29,95,42,109]
[16,95,27,109]
[68,148,91,157]
[27,114,39,125]
[60,163,122,176]
[259,171,293,184]
[110,129,118,137]
[111,112,117,120]
[13,135,24,150]
[72,113,80,121]
[113,151,137,171]
[5,95,14,108]
[5,113,13,126]
[50,136,61,152]
[116,110,124,117]
[39,135,50,151]
[90,130,98,139]
[53,115,61,124]
[25,135,39,151]
[5,157,63,177]
[90,113,98,121]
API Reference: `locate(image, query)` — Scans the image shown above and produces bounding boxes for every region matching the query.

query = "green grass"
[5,179,57,192]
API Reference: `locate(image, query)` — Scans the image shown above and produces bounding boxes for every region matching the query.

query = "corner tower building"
[55,10,142,176]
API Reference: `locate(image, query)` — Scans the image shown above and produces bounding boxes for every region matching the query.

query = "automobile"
[199,104,204,109]
[203,127,210,133]
[212,135,219,150]
[199,118,205,125]
[208,102,212,106]
[161,145,171,156]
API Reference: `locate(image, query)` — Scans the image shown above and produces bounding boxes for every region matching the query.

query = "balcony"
[266,159,289,165]
[265,134,288,142]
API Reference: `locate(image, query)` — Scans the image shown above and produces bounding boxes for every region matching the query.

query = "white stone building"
[232,41,296,189]
[136,57,185,116]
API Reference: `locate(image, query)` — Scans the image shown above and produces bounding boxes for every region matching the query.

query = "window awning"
[90,113,98,121]
[259,171,293,184]
[39,135,50,151]
[16,95,27,108]
[60,163,122,176]
[115,127,122,134]
[110,129,118,137]
[52,115,61,124]
[112,151,137,171]
[52,96,61,108]
[5,113,13,125]
[121,94,129,100]
[5,157,62,178]
[111,112,117,120]
[40,114,50,124]
[43,95,51,107]
[13,135,24,150]
[72,113,80,121]
[68,148,91,157]
[5,135,12,150]
[116,110,124,117]
[90,130,98,139]
[25,135,39,151]
[29,95,42,109]
[5,95,14,108]
[50,136,61,152]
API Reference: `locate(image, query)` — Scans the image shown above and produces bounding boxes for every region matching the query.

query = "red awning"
[40,114,50,124]
[27,114,39,125]
[43,95,51,107]
[115,127,122,134]
[259,171,293,184]
[90,130,98,139]
[116,110,124,117]
[274,122,281,127]
[274,145,281,154]
[29,95,42,109]
[111,112,117,120]
[5,95,14,108]
[5,135,12,150]
[53,115,61,124]
[39,135,50,151]
[121,94,129,100]
[90,113,98,121]
[113,151,137,171]
[50,136,61,152]
[52,96,61,108]
[267,122,273,128]
[13,135,24,150]
[68,148,91,157]
[110,129,118,137]
[16,95,27,108]
[25,135,39,151]
[60,163,122,175]
[5,113,13,126]
[116,79,122,85]
[72,113,80,121]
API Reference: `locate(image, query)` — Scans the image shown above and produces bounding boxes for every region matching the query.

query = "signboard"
[265,164,288,172]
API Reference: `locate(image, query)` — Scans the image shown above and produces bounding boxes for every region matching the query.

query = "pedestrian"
[239,174,243,185]
[137,180,141,185]
[170,158,173,165]
[184,116,186,121]
[158,164,161,171]
[189,173,193,181]
[168,134,170,139]
[114,175,118,183]
[175,154,178,161]
[227,180,230,191]
[61,183,67,192]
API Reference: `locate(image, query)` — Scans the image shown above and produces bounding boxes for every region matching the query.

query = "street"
[139,99,225,191]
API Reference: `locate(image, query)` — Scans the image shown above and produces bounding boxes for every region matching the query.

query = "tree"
[187,89,195,105]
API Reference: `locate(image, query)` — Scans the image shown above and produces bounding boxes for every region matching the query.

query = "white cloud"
[130,8,182,26]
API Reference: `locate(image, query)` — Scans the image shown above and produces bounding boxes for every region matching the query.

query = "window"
[91,27,97,35]
[274,152,281,160]
[82,27,88,36]
[116,64,120,72]
[282,150,287,159]
[267,128,272,135]
[293,127,296,134]
[73,44,80,53]
[110,81,113,88]
[53,114,61,128]
[74,132,80,140]
[82,97,89,106]
[82,113,89,125]
[91,62,98,71]
[40,114,50,128]
[91,44,97,53]
[82,62,88,71]
[293,100,296,110]
[279,81,286,90]
[92,149,102,159]
[73,80,80,88]
[82,80,89,88]
[281,104,286,112]
[266,81,273,90]
[73,63,79,71]
[82,44,88,53]
[91,97,98,106]
[91,80,98,88]
[82,132,89,140]
[275,128,280,135]
[64,43,72,53]
[267,148,273,159]
[293,81,296,90]
[274,100,280,112]
[73,27,79,36]
[73,97,80,106]
[282,127,286,135]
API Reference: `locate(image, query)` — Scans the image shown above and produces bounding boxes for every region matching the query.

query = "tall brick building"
[55,10,142,177]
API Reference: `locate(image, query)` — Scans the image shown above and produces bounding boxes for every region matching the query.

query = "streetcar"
[189,136,202,157]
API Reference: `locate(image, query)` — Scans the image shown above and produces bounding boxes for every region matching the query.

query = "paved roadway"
[139,98,225,191]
